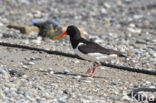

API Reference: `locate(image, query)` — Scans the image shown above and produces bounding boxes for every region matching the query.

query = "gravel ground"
[0,0,156,103]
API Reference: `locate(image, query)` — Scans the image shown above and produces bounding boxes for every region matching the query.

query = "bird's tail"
[109,49,127,58]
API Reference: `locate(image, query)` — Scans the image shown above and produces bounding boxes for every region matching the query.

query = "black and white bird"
[54,25,126,77]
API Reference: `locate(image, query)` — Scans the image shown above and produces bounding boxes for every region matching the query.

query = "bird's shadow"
[0,42,155,76]
[54,72,106,79]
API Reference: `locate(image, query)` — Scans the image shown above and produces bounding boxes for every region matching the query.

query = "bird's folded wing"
[78,39,125,57]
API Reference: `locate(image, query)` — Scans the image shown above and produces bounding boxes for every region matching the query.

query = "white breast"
[74,43,117,62]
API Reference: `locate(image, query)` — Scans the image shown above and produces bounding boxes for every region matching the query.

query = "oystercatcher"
[54,25,126,77]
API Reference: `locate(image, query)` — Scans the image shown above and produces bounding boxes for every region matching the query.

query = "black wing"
[78,38,125,57]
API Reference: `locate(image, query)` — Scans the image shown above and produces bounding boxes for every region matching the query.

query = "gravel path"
[0,0,156,103]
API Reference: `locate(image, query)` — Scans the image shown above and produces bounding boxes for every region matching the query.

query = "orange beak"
[54,32,67,40]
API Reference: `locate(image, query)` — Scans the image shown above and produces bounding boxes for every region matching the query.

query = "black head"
[66,25,81,39]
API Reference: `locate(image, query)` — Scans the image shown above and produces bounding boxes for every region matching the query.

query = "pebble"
[32,76,40,80]
[100,8,107,14]
[64,69,70,74]
[33,10,42,18]
[36,98,46,103]
[0,67,9,78]
[15,99,29,103]
[136,39,146,44]
[149,51,156,57]
[63,89,70,95]
[28,62,35,65]
[74,60,80,64]
[23,39,29,45]
[0,68,8,75]
[90,37,104,43]
[127,27,141,34]
[141,81,151,86]
[73,75,81,79]
[99,67,105,70]
[127,50,134,56]
[22,65,29,70]
[49,71,54,74]
[129,23,135,28]
[0,33,3,38]
[104,3,111,8]
[32,37,42,45]
[84,80,92,83]
[9,69,24,77]
[111,82,117,86]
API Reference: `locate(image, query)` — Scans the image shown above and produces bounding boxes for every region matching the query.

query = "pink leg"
[90,64,96,77]
[85,63,97,74]
[85,67,92,74]
[90,62,101,78]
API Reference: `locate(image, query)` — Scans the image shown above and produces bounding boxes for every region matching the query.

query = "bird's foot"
[89,62,101,78]
[85,68,92,74]
[90,65,96,78]
[85,63,96,74]
[85,62,101,77]
[90,73,94,78]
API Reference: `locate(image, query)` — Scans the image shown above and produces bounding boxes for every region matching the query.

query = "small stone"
[0,33,3,38]
[0,22,4,26]
[28,62,35,65]
[111,82,117,86]
[64,69,70,74]
[114,90,119,95]
[48,67,53,71]
[24,91,32,98]
[104,3,111,8]
[22,75,28,78]
[127,50,134,56]
[84,80,92,83]
[17,87,26,95]
[50,71,54,74]
[110,59,116,64]
[127,27,141,34]
[32,37,42,45]
[109,95,119,101]
[63,89,70,95]
[125,0,133,3]
[36,98,46,103]
[0,68,7,75]
[74,60,80,63]
[23,39,29,45]
[73,75,81,79]
[90,37,104,43]
[149,51,156,57]
[29,31,38,36]
[32,76,40,80]
[34,10,42,18]
[9,69,24,77]
[133,15,143,19]
[87,77,94,80]
[144,81,151,85]
[30,57,41,61]
[22,65,29,70]
[100,8,107,14]
[136,39,146,44]
[99,67,105,70]
[39,91,50,98]
[129,23,135,28]
[15,99,29,103]
[56,75,62,79]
